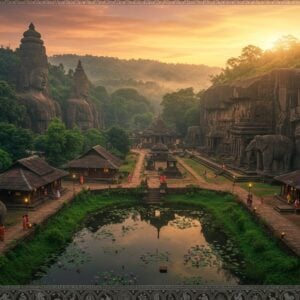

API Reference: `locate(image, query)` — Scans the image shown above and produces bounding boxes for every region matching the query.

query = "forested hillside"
[49,54,221,111]
[211,35,300,85]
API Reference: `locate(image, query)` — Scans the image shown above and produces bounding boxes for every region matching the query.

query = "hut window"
[104,168,109,173]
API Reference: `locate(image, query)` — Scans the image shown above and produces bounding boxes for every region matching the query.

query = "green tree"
[33,135,48,153]
[44,118,67,166]
[0,122,33,160]
[64,128,83,161]
[106,126,130,157]
[0,81,26,126]
[0,149,12,171]
[43,119,84,166]
[161,87,199,136]
[132,112,153,130]
[106,88,153,129]
[83,128,107,151]
[239,45,263,63]
[0,47,20,86]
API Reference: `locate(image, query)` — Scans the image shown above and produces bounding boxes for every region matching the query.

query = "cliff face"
[200,68,300,171]
[15,24,103,134]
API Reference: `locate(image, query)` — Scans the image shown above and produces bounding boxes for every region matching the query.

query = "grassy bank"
[238,182,280,197]
[165,190,300,284]
[184,158,281,197]
[120,152,138,175]
[0,190,138,284]
[183,158,229,184]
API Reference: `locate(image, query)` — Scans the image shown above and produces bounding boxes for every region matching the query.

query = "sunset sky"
[1,5,300,66]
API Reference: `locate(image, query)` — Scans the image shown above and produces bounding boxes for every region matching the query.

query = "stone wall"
[199,69,300,175]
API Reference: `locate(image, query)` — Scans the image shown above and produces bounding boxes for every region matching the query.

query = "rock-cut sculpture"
[17,23,60,133]
[66,60,101,130]
[245,135,293,174]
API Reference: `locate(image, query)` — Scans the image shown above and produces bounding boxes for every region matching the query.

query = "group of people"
[286,193,300,209]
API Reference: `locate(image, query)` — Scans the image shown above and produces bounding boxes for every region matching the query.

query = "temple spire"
[29,22,35,30]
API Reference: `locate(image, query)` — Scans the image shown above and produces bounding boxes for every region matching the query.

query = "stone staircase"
[187,151,261,182]
[145,188,162,204]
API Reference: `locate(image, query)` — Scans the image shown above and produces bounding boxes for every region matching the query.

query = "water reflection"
[32,205,242,285]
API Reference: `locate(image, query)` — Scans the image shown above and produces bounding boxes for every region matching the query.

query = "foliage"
[161,88,202,136]
[83,128,107,152]
[119,153,138,176]
[0,80,26,126]
[105,88,154,130]
[132,112,153,130]
[48,63,73,109]
[105,126,130,157]
[49,54,221,110]
[0,122,33,160]
[0,149,12,171]
[210,35,300,85]
[0,47,20,86]
[0,191,138,284]
[165,191,300,284]
[39,119,84,166]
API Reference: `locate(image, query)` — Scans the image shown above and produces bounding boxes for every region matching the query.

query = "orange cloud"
[1,5,300,66]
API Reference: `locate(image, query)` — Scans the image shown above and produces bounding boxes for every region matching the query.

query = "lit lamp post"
[248,183,253,207]
[72,174,76,196]
[24,196,30,229]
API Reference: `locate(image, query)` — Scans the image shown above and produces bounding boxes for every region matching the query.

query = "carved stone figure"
[0,201,7,225]
[17,23,60,133]
[185,126,202,146]
[245,135,293,174]
[66,60,101,130]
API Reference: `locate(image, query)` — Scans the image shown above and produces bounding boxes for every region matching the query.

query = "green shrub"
[45,229,66,246]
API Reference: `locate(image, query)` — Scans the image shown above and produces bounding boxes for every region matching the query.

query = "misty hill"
[49,55,221,111]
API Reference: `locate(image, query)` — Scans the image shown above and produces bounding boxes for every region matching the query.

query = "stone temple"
[192,69,300,176]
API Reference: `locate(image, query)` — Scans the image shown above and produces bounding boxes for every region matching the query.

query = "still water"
[32,205,244,285]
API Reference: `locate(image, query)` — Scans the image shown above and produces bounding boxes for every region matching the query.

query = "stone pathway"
[0,149,146,254]
[177,157,300,257]
[0,188,77,254]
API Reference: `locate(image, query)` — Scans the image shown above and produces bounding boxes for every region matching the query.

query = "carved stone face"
[30,68,47,91]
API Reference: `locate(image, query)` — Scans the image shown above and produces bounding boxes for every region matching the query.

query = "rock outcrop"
[199,69,300,174]
[17,23,60,133]
[66,60,102,130]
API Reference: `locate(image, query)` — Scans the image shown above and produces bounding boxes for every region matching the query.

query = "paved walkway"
[0,189,77,254]
[0,149,146,254]
[1,149,300,257]
[177,157,300,257]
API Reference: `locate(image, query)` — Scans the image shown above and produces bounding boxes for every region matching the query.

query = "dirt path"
[177,157,300,257]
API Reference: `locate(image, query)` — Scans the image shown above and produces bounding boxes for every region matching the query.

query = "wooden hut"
[67,145,122,183]
[275,170,300,203]
[0,155,68,208]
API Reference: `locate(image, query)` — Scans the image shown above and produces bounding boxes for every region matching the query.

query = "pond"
[32,205,245,285]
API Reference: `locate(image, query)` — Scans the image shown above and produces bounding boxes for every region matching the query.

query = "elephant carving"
[245,135,293,174]
[0,201,7,225]
[185,126,202,146]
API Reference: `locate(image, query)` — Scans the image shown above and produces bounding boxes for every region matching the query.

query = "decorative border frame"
[0,1,299,298]
[0,285,300,299]
[2,0,300,5]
